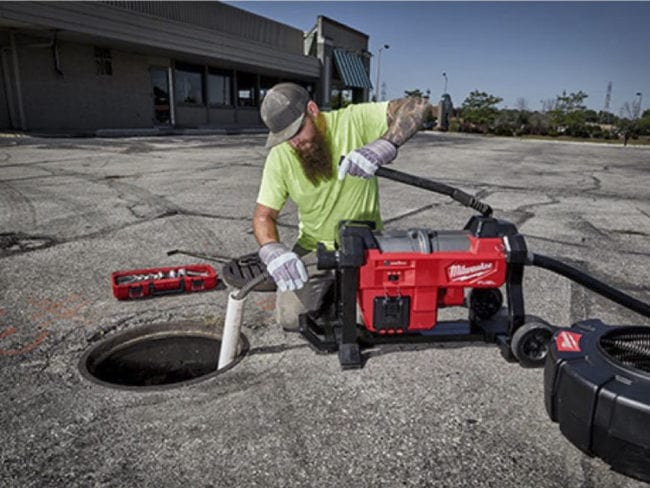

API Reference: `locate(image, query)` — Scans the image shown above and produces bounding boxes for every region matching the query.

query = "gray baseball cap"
[260,83,311,148]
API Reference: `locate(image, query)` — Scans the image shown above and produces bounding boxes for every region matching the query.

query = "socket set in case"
[111,264,218,300]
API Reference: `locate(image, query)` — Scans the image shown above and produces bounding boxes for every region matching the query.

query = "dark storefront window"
[175,63,204,105]
[260,76,280,103]
[95,47,112,76]
[237,72,258,107]
[208,69,233,106]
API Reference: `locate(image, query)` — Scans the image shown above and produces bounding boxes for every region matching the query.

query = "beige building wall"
[17,40,152,130]
[0,3,375,133]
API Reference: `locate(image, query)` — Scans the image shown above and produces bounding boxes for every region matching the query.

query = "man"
[254,82,432,331]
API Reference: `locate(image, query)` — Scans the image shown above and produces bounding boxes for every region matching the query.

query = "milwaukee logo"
[448,262,494,281]
[556,331,582,353]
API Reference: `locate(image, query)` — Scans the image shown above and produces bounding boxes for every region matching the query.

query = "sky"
[228,1,649,115]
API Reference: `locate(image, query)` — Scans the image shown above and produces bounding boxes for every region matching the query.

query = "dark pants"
[274,244,335,331]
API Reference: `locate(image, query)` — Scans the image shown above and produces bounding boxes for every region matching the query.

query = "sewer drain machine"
[218,167,650,482]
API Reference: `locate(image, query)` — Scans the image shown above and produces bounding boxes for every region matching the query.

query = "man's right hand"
[337,138,398,180]
[258,242,308,292]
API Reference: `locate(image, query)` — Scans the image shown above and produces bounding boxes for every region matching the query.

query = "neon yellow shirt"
[257,102,389,251]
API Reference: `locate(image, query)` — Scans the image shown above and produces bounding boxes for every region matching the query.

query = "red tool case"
[111,264,218,300]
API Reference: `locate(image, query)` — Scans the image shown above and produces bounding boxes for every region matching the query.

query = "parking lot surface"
[1,132,649,487]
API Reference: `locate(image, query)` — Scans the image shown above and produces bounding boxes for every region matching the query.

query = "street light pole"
[374,44,389,102]
[635,92,643,119]
[442,72,448,94]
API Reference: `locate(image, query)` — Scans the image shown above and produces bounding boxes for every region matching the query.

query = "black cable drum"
[600,328,650,374]
[545,320,650,483]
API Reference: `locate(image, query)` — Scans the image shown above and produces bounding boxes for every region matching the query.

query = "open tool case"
[111,264,218,300]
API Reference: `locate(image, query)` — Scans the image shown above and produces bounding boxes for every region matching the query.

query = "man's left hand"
[337,139,398,180]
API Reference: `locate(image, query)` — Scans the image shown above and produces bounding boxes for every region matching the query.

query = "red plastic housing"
[111,264,218,300]
[358,235,507,332]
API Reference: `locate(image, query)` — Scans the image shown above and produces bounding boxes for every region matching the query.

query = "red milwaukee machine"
[299,167,650,370]
[300,167,535,369]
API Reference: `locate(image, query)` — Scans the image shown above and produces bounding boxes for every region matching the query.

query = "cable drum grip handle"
[451,189,493,217]
[375,167,493,217]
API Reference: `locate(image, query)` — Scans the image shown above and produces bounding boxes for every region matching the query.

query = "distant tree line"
[405,88,650,141]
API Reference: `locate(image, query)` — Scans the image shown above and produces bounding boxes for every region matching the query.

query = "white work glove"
[259,242,308,292]
[337,139,398,180]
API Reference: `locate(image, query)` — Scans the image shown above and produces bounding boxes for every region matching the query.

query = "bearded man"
[254,82,432,331]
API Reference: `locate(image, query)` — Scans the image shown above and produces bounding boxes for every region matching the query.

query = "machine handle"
[375,167,493,217]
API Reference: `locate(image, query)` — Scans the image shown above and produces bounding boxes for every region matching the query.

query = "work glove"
[258,242,308,292]
[337,139,398,180]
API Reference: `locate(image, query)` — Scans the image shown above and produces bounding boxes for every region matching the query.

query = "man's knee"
[275,290,307,331]
[275,272,334,331]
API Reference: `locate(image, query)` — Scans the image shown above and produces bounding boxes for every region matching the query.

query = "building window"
[237,71,258,107]
[260,76,280,102]
[175,62,204,105]
[95,47,112,76]
[208,69,233,106]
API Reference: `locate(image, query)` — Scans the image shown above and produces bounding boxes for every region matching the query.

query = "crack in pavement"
[510,194,561,227]
[37,329,82,374]
[637,207,650,220]
[0,155,107,169]
[611,229,649,237]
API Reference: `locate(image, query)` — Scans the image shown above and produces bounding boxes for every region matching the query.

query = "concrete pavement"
[1,132,649,487]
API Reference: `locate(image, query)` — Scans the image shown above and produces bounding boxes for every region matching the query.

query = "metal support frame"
[298,217,528,370]
[9,31,26,130]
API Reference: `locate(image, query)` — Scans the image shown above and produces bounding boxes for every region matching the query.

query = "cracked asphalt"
[1,132,649,487]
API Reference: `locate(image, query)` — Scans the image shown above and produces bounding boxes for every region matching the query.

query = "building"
[0,1,373,133]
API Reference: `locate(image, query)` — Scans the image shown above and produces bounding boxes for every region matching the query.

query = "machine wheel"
[469,288,503,320]
[511,320,554,368]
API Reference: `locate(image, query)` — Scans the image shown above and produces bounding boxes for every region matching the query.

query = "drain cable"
[218,254,319,369]
[529,253,650,319]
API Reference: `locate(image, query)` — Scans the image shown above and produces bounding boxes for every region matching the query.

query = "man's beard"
[293,116,332,186]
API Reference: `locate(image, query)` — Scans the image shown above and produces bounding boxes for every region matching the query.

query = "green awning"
[332,48,373,89]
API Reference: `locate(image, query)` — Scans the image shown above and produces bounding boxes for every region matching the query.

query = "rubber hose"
[530,253,650,319]
[376,167,493,217]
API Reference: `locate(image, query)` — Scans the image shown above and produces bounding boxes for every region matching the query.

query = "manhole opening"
[79,321,248,389]
[600,327,650,374]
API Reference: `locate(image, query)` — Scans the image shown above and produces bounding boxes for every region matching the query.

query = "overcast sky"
[228,1,649,115]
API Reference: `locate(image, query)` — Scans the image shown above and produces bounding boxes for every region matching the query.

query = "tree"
[540,98,557,112]
[548,91,590,137]
[404,89,426,98]
[598,110,617,125]
[556,90,588,112]
[515,98,529,111]
[619,103,650,138]
[460,90,503,132]
[583,109,599,123]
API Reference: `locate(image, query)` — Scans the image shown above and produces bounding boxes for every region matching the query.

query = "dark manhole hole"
[79,321,248,390]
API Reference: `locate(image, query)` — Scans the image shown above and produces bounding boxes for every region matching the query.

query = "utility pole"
[634,92,643,119]
[603,81,612,123]
[373,44,389,102]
